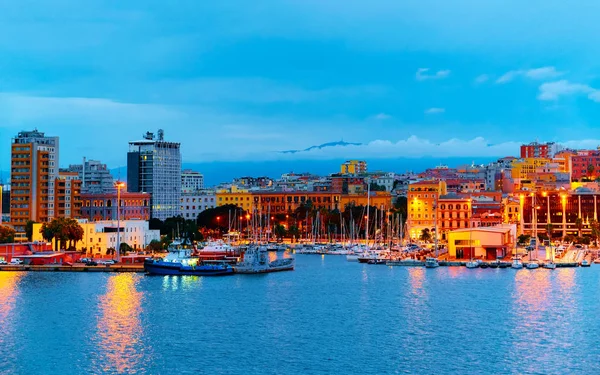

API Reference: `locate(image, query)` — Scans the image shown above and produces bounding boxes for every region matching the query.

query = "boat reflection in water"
[96,274,148,374]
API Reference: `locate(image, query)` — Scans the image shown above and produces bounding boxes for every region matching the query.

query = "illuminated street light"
[114,181,125,262]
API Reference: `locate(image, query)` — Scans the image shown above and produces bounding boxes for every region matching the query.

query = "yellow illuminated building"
[216,187,253,210]
[340,192,392,211]
[511,158,551,180]
[407,180,448,238]
[340,160,367,175]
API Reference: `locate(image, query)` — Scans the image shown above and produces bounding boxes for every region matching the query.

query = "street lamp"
[114,181,125,262]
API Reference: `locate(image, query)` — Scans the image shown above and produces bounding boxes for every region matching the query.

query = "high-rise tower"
[10,129,59,232]
[127,129,181,220]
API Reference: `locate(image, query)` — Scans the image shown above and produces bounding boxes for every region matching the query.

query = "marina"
[2,254,600,375]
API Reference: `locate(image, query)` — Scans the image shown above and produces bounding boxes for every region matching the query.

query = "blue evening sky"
[2,0,600,170]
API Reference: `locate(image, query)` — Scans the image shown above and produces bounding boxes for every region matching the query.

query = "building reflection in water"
[0,272,24,357]
[97,274,146,374]
[404,268,428,326]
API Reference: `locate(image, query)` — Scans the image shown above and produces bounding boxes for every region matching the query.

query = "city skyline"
[3,1,600,171]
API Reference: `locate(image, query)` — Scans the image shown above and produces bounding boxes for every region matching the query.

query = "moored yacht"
[511,257,524,269]
[144,239,234,276]
[425,257,440,268]
[234,244,295,274]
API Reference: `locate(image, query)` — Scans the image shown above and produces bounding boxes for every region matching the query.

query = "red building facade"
[81,192,150,221]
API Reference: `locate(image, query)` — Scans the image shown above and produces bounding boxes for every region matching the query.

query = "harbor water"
[2,255,600,375]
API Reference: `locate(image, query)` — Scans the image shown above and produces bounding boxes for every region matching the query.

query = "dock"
[0,265,146,273]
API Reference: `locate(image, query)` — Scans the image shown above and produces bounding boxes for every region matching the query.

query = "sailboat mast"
[366,182,370,248]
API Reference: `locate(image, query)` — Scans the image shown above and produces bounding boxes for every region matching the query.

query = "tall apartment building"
[520,141,563,159]
[10,129,59,232]
[53,171,83,219]
[181,169,204,192]
[127,129,181,220]
[67,158,115,194]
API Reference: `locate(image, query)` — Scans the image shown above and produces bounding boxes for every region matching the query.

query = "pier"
[0,264,145,273]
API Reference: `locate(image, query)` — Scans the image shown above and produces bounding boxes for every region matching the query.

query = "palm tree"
[546,223,554,241]
[420,228,432,242]
[588,164,595,180]
[575,217,583,237]
[64,218,84,249]
[590,219,600,247]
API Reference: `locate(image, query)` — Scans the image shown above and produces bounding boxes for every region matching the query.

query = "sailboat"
[426,199,440,268]
[465,226,478,268]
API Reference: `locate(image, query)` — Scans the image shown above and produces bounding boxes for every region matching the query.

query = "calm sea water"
[2,256,600,375]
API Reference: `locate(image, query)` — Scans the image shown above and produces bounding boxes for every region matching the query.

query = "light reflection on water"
[0,272,24,370]
[509,268,583,374]
[6,257,600,375]
[95,274,147,374]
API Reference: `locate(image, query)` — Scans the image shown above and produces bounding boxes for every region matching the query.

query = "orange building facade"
[54,172,82,219]
[407,180,448,238]
[10,130,60,232]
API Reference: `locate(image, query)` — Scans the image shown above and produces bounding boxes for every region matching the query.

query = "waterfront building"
[54,171,82,220]
[32,219,160,253]
[437,194,472,240]
[181,190,216,219]
[447,224,516,260]
[9,129,60,232]
[340,160,367,175]
[0,242,53,263]
[181,169,204,192]
[252,191,342,214]
[339,192,392,211]
[127,130,181,220]
[216,187,253,211]
[520,141,563,159]
[67,158,115,194]
[81,192,150,221]
[407,180,448,238]
[519,188,600,238]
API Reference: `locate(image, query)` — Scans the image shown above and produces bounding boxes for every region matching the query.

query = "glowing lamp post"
[114,181,125,262]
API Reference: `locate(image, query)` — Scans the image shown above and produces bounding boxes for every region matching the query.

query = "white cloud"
[525,67,564,80]
[372,113,392,120]
[537,80,599,101]
[496,66,565,84]
[496,71,520,84]
[425,107,445,114]
[416,68,451,81]
[474,74,489,84]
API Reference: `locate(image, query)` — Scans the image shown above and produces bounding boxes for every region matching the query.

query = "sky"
[2,0,600,173]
